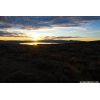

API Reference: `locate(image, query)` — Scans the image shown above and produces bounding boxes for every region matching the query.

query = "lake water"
[20,42,59,45]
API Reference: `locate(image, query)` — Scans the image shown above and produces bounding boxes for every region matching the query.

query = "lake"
[20,42,59,45]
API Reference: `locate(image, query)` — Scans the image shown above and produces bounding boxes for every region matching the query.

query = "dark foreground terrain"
[0,41,100,83]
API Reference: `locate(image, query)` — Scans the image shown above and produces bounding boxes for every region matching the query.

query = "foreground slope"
[0,41,100,82]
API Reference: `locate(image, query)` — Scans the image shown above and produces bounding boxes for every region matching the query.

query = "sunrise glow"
[0,16,100,43]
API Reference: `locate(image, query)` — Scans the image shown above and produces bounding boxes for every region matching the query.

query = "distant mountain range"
[0,40,81,45]
[0,40,100,45]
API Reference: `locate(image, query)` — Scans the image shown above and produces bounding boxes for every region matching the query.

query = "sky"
[0,16,100,41]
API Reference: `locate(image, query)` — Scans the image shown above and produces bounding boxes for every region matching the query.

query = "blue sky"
[0,16,100,41]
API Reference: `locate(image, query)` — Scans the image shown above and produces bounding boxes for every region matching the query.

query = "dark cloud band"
[0,16,100,29]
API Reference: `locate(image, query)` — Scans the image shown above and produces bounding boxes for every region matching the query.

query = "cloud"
[0,29,81,41]
[0,31,27,37]
[0,16,100,30]
[41,36,81,40]
[0,16,100,38]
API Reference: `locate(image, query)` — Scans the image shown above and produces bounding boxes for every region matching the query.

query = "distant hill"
[0,40,81,45]
[0,40,100,45]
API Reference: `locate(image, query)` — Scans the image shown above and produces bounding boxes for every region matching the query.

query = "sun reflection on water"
[20,42,59,45]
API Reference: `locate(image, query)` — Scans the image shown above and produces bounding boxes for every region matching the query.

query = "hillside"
[0,41,100,82]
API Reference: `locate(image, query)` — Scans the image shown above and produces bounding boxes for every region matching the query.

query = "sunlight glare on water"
[20,42,59,45]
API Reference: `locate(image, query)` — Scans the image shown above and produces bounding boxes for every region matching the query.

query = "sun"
[26,32,43,41]
[31,34,41,41]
